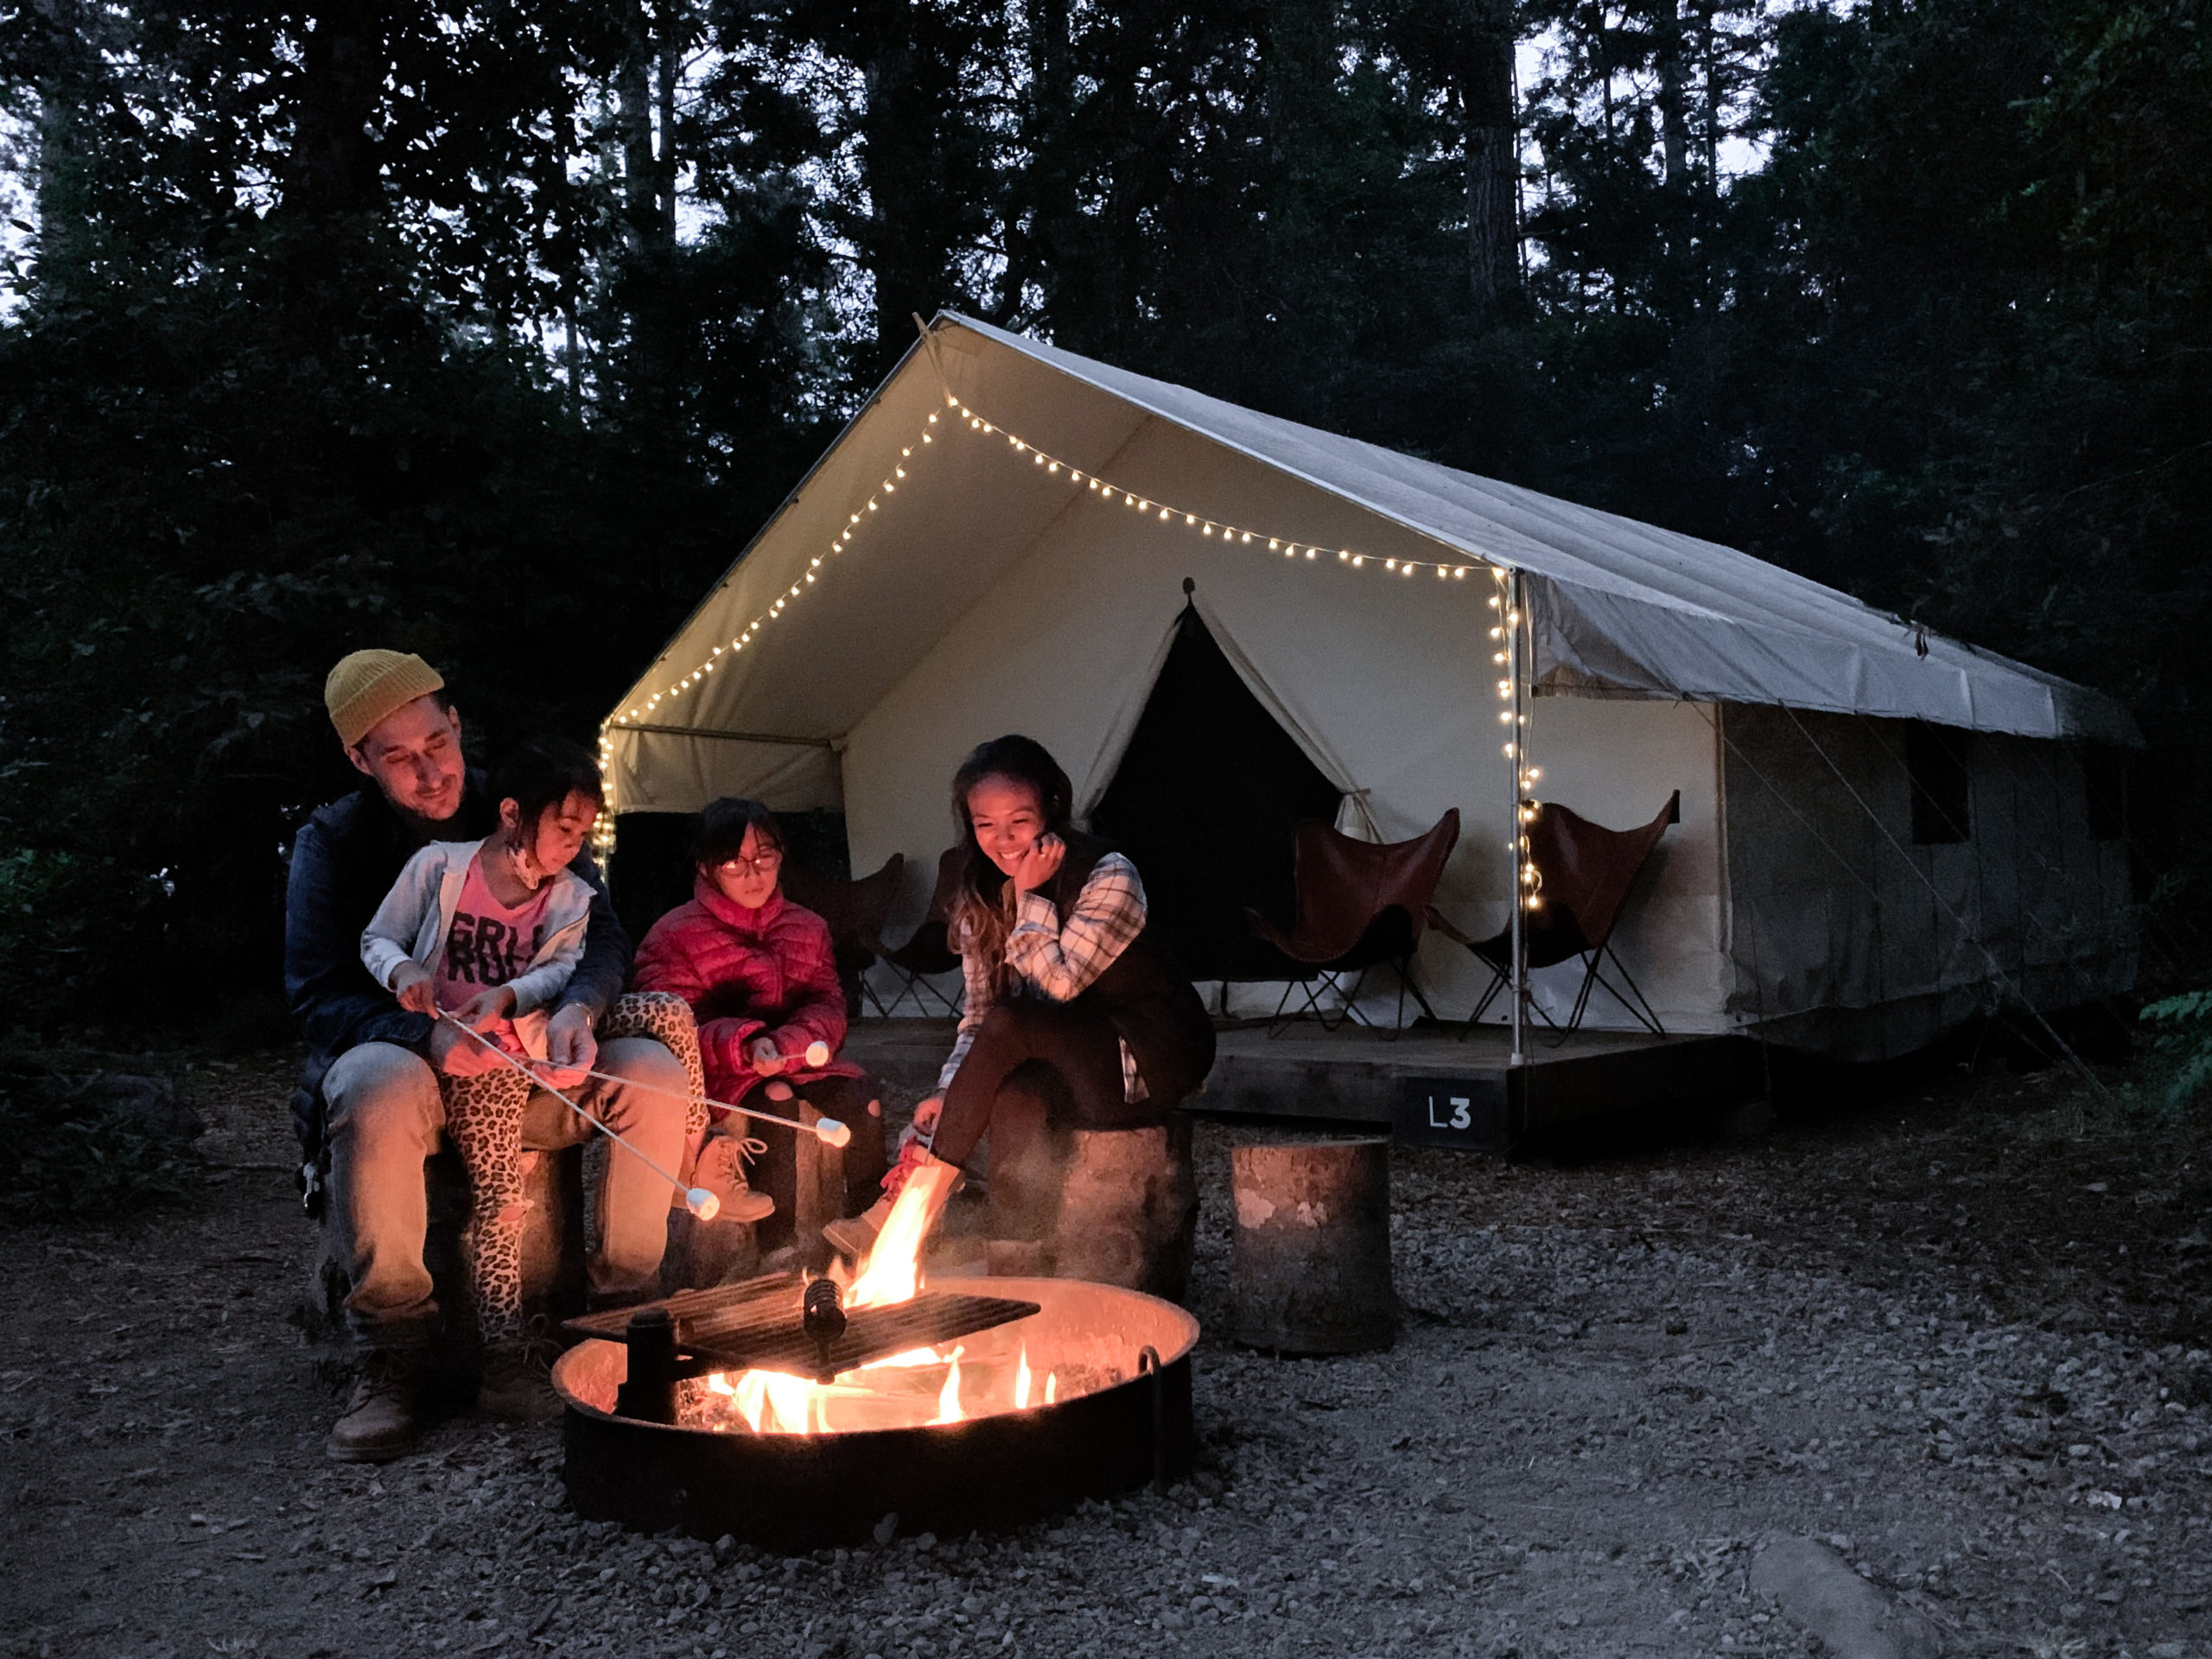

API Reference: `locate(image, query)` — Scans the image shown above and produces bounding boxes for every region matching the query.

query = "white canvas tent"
[602,314,2138,1058]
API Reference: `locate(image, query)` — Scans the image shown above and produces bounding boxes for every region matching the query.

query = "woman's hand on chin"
[1007,832,1065,895]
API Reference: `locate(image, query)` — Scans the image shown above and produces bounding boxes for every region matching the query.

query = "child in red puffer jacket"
[632,798,887,1249]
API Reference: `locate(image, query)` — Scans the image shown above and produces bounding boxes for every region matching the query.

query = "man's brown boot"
[326,1346,429,1464]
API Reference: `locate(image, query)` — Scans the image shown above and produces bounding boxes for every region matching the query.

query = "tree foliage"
[1,0,2207,1026]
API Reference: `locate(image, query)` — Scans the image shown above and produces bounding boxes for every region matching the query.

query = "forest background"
[0,0,2205,1035]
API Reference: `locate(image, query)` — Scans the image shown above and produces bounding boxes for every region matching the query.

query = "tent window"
[1090,602,1343,981]
[2082,746,2127,842]
[1905,725,1971,845]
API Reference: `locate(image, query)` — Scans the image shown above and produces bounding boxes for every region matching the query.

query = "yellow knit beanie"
[324,650,447,748]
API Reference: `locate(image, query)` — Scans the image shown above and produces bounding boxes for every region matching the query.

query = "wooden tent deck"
[842,1018,1757,1153]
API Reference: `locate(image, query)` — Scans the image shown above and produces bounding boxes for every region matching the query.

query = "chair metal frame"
[1243,810,1460,1040]
[863,847,967,1019]
[1431,791,1679,1046]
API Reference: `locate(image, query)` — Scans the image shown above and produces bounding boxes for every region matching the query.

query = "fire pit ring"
[554,1277,1198,1549]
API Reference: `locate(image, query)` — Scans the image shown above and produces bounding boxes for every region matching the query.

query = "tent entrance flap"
[1090,603,1343,982]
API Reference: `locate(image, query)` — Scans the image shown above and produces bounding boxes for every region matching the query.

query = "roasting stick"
[436,1012,724,1220]
[550,1053,855,1150]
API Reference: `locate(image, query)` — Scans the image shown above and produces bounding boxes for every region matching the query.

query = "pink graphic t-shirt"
[431,848,556,1053]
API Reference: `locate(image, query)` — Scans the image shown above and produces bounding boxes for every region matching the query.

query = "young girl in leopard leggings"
[357,738,710,1367]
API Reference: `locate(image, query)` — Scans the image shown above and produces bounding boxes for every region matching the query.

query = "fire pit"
[553,1274,1198,1548]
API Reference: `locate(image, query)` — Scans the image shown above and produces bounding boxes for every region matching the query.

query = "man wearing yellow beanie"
[284,650,690,1461]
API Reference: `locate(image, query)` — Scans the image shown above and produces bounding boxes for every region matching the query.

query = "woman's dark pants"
[930,1002,1158,1239]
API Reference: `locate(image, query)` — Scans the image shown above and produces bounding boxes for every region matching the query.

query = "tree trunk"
[288,0,390,218]
[860,26,921,365]
[1003,0,1073,322]
[656,0,690,238]
[1653,0,1691,190]
[29,0,95,294]
[1459,0,1520,321]
[614,3,662,252]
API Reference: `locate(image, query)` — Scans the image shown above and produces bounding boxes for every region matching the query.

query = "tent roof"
[607,313,2136,750]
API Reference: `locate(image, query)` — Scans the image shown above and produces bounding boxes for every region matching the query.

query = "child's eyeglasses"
[717,851,784,876]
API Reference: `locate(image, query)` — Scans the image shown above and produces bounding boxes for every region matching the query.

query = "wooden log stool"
[303,1139,758,1381]
[302,1144,588,1397]
[1230,1137,1397,1354]
[986,1114,1199,1302]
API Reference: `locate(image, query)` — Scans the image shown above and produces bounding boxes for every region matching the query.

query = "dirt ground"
[4,1046,2210,1659]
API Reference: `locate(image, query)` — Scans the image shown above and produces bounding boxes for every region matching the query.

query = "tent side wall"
[1719,705,2136,1059]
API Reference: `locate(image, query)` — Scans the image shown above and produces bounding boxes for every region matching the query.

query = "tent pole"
[1509,568,1529,1068]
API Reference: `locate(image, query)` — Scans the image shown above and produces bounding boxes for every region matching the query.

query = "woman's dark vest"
[1019,830,1216,1109]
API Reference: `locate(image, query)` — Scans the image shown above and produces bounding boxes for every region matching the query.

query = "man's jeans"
[324,1037,690,1346]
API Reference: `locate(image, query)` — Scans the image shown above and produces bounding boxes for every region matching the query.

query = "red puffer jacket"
[632,876,865,1107]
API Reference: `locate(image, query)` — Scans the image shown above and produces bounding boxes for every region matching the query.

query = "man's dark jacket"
[283,769,630,1158]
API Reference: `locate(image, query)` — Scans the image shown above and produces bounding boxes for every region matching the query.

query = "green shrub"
[0,1065,200,1223]
[2139,991,2212,1106]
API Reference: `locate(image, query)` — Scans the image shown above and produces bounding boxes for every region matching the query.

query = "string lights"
[593,389,1517,864]
[940,396,1482,580]
[594,408,951,855]
[1491,567,1543,915]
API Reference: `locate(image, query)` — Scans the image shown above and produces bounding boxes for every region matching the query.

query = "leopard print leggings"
[440,990,708,1347]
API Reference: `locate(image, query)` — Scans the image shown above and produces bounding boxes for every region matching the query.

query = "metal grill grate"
[564,1274,1042,1382]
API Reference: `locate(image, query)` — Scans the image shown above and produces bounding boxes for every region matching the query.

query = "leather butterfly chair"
[868,846,968,1017]
[1243,809,1460,1036]
[781,853,906,1019]
[1428,790,1679,1042]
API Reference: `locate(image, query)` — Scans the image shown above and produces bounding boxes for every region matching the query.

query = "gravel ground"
[3,1046,2210,1658]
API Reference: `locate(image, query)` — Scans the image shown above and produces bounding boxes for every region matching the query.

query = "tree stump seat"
[301,1142,760,1378]
[985,1115,1198,1303]
[1229,1136,1397,1354]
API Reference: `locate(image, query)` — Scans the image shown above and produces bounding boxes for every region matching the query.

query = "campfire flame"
[932,1346,965,1424]
[695,1161,1060,1435]
[846,1160,959,1307]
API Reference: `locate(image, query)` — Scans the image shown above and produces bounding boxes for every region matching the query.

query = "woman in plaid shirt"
[828,735,1214,1258]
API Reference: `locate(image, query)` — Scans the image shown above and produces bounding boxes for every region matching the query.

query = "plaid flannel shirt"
[934,853,1150,1103]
